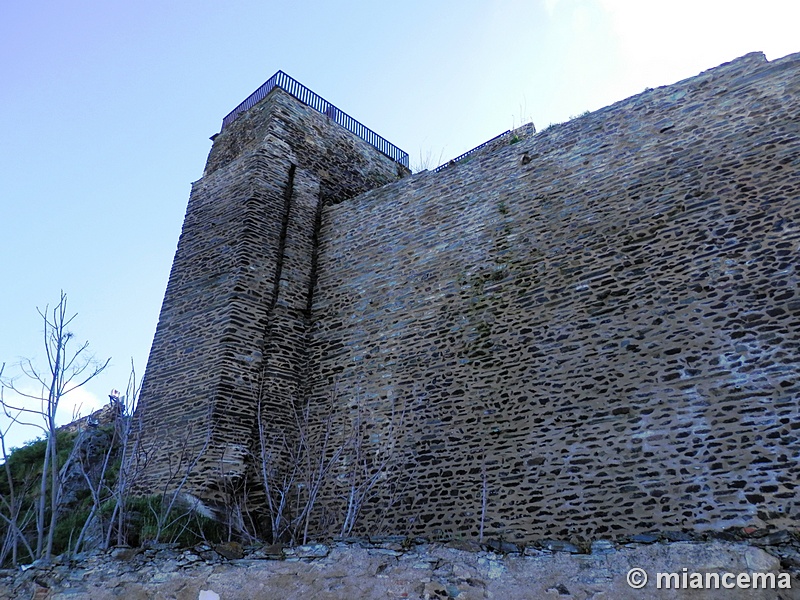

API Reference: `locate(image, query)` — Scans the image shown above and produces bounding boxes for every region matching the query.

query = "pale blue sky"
[1,0,798,449]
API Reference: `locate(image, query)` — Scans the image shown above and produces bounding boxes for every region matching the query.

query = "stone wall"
[134,87,407,504]
[2,540,797,599]
[135,52,800,545]
[308,52,800,540]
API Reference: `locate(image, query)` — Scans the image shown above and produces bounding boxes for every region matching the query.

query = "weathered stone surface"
[308,51,800,541]
[110,546,142,561]
[0,542,797,599]
[291,543,329,558]
[132,84,408,507]
[213,541,244,560]
[134,52,800,546]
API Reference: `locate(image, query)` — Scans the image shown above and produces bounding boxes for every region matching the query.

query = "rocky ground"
[2,533,800,599]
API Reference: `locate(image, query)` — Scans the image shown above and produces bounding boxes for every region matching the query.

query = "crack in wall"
[269,163,296,312]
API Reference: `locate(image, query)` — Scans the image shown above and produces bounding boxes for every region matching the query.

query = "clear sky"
[1,0,798,450]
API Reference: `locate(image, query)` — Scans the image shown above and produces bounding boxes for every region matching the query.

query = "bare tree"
[411,147,445,173]
[338,396,408,538]
[256,389,413,544]
[257,394,346,545]
[0,366,38,566]
[479,455,488,543]
[102,363,144,548]
[0,291,109,560]
[256,398,297,543]
[67,390,127,554]
[141,403,213,545]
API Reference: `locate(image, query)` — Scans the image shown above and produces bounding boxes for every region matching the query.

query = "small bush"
[122,495,228,547]
[52,502,92,555]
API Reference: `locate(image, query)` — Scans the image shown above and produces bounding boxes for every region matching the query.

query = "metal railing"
[434,130,512,172]
[220,71,409,167]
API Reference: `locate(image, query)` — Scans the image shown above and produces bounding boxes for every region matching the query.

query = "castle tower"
[133,72,409,509]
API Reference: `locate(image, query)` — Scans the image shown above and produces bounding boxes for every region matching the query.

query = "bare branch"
[0,291,110,560]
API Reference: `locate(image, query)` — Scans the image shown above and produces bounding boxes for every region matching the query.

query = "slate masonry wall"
[307,51,800,541]
[134,87,407,503]
[136,52,800,544]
